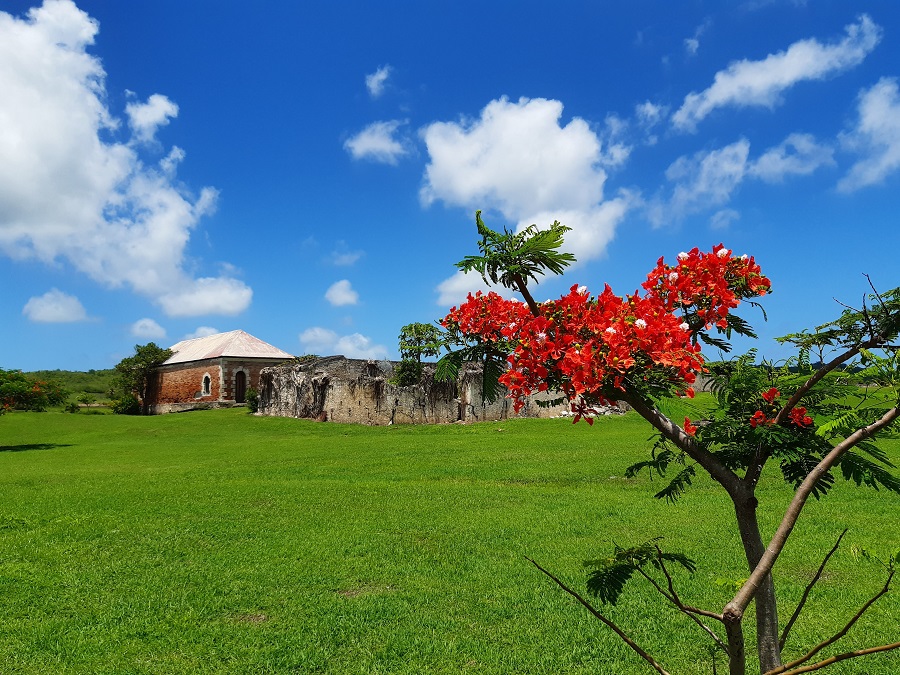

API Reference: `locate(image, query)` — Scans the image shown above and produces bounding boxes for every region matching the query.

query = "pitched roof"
[163,330,294,365]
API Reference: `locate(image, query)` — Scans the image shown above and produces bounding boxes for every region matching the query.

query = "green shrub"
[389,359,423,387]
[245,387,259,413]
[112,394,141,415]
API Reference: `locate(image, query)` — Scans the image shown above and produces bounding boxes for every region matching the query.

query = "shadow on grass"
[0,443,73,453]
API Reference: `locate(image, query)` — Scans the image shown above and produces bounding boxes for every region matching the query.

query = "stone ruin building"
[257,355,572,425]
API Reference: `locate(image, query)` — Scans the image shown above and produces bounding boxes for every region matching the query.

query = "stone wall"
[257,356,571,425]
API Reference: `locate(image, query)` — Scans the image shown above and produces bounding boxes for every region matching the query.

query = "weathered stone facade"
[149,357,287,414]
[257,356,571,425]
[145,330,294,414]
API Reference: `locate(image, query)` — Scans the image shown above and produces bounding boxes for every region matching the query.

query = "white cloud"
[157,277,253,317]
[435,270,517,307]
[126,93,178,144]
[684,19,711,57]
[299,327,388,359]
[653,140,750,224]
[672,15,881,131]
[329,242,364,266]
[710,208,740,230]
[0,0,251,317]
[636,101,666,128]
[344,120,410,165]
[130,318,167,339]
[325,279,359,306]
[838,78,900,192]
[22,288,87,323]
[749,133,834,182]
[421,97,633,297]
[182,326,219,340]
[365,65,391,98]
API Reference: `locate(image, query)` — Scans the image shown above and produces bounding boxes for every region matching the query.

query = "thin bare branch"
[766,641,900,675]
[526,557,672,675]
[779,529,848,651]
[766,569,894,675]
[727,405,900,618]
[653,547,724,622]
[645,548,727,653]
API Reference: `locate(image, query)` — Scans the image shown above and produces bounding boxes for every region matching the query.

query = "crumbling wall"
[257,357,571,425]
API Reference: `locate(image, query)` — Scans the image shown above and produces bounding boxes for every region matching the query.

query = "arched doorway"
[235,371,247,403]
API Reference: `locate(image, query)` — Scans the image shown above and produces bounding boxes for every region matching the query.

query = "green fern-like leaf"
[838,452,900,493]
[653,465,696,503]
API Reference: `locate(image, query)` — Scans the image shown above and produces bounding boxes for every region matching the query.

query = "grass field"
[1,408,898,674]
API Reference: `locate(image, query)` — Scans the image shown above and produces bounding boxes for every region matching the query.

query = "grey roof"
[163,330,293,365]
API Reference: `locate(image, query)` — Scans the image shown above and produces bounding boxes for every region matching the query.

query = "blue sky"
[1,0,899,371]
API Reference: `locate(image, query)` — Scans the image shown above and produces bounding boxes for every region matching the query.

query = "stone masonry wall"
[257,356,571,425]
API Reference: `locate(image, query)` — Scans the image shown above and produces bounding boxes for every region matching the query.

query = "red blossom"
[684,417,698,436]
[761,387,780,403]
[788,407,814,428]
[443,245,769,424]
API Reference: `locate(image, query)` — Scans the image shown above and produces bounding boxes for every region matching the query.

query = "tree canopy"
[440,213,900,675]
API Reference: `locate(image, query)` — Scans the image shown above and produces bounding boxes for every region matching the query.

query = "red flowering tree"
[439,212,900,675]
[0,368,67,414]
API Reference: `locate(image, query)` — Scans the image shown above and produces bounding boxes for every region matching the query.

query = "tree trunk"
[733,494,782,673]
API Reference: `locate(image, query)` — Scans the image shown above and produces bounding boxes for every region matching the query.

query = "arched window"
[202,374,211,396]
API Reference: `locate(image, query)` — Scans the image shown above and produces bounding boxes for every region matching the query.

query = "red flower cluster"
[442,245,772,424]
[749,410,773,428]
[642,245,771,329]
[748,388,814,430]
[788,407,814,428]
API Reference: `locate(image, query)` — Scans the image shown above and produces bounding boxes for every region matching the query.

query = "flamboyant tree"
[0,369,67,414]
[438,212,900,675]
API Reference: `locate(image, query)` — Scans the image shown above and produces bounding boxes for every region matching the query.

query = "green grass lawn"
[1,409,897,674]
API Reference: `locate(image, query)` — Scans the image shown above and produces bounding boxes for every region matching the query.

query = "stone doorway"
[235,371,247,403]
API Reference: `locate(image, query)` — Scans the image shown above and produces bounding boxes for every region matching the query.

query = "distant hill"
[25,369,117,400]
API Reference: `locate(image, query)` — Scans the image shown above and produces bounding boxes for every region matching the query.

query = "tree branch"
[726,405,900,618]
[768,641,900,675]
[512,274,541,316]
[766,568,894,675]
[773,334,884,427]
[779,529,848,652]
[621,391,745,499]
[526,557,672,675]
[645,548,728,653]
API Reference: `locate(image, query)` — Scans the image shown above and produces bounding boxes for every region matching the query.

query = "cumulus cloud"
[130,317,167,339]
[0,0,252,317]
[365,65,391,98]
[157,278,253,317]
[838,78,900,192]
[748,133,835,182]
[299,327,388,359]
[654,140,750,224]
[421,96,632,282]
[344,120,410,165]
[182,326,219,340]
[673,15,881,131]
[126,93,178,144]
[325,279,359,306]
[22,288,88,323]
